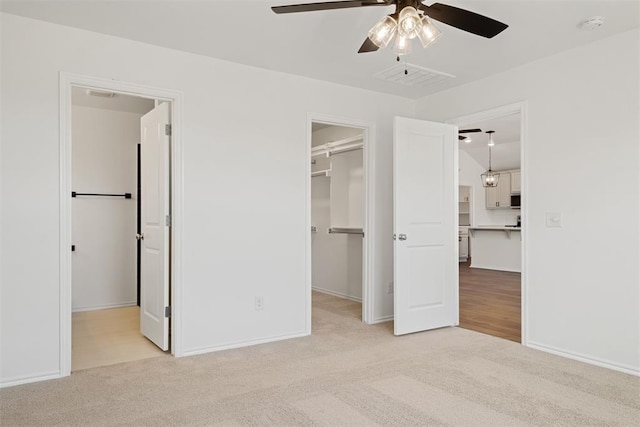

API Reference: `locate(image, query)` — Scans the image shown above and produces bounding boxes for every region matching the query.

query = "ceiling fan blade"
[459,128,482,134]
[420,3,508,38]
[358,37,380,53]
[458,135,467,141]
[272,1,389,14]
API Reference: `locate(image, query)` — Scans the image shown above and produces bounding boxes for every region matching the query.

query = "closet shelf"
[312,134,363,158]
[328,227,364,236]
[311,170,330,178]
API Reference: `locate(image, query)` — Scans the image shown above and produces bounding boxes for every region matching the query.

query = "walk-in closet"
[71,87,164,370]
[311,123,364,314]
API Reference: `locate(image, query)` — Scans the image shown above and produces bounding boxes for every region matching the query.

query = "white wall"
[418,29,640,374]
[71,105,141,311]
[311,126,363,301]
[0,13,412,385]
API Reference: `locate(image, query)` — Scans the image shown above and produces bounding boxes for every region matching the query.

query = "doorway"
[59,73,184,377]
[70,87,164,370]
[307,115,374,331]
[450,103,526,343]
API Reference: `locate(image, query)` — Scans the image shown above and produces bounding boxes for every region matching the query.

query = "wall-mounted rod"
[328,227,364,236]
[311,134,363,158]
[72,191,132,199]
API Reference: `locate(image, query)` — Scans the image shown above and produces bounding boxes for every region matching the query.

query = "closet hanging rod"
[311,134,363,158]
[328,147,362,156]
[328,227,364,236]
[72,191,132,199]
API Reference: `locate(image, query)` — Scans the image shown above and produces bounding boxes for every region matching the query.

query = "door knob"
[136,233,144,241]
[398,234,407,241]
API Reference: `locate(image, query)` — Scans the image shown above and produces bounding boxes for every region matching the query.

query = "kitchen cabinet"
[458,186,471,226]
[511,171,521,194]
[469,227,521,272]
[486,172,511,209]
[459,231,469,261]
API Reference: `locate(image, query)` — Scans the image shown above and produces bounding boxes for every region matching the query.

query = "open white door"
[140,102,170,350]
[393,117,458,335]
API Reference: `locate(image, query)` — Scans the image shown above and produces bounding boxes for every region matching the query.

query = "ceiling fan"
[459,128,482,141]
[271,1,508,54]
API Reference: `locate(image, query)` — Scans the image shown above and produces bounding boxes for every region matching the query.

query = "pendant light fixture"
[481,131,499,187]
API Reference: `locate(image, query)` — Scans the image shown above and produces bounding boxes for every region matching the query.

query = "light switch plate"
[546,212,562,228]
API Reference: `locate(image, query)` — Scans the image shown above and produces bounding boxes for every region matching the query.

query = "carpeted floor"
[1,291,638,426]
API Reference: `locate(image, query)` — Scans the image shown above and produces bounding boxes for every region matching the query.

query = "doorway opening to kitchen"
[453,103,525,343]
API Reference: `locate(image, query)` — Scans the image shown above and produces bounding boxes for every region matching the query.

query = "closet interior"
[311,123,364,312]
[71,87,164,371]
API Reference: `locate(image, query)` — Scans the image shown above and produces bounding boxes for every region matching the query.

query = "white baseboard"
[72,301,137,313]
[0,370,61,389]
[312,286,362,303]
[182,331,308,358]
[373,314,393,324]
[527,341,639,377]
[469,264,521,273]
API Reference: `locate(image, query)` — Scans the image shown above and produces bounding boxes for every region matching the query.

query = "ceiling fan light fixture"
[368,16,397,48]
[398,6,421,39]
[394,34,412,56]
[417,15,442,48]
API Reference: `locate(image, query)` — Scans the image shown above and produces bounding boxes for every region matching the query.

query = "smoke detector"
[579,17,605,30]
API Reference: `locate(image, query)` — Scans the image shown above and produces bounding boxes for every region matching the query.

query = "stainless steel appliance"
[510,194,521,209]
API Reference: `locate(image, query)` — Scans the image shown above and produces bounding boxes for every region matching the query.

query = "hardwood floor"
[459,260,521,343]
[72,306,166,371]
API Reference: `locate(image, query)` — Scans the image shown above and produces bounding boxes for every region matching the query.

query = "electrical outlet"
[255,296,264,311]
[387,282,394,294]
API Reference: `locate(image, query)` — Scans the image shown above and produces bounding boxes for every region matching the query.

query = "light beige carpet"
[1,292,638,426]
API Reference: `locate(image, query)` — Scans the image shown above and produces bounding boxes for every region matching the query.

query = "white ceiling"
[1,0,638,99]
[459,112,521,171]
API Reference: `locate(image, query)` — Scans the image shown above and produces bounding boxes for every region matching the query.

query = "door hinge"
[165,124,172,136]
[165,214,171,227]
[165,306,171,318]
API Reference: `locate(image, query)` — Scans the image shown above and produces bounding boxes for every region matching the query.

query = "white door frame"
[59,72,185,376]
[446,101,529,345]
[306,113,376,328]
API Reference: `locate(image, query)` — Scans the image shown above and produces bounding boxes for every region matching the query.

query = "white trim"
[72,302,137,313]
[372,314,394,324]
[0,371,62,389]
[446,101,528,345]
[527,341,640,377]
[453,123,460,327]
[182,332,308,357]
[59,72,185,380]
[312,287,362,303]
[306,113,376,327]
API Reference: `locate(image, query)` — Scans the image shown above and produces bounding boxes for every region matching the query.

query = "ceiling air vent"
[373,63,455,88]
